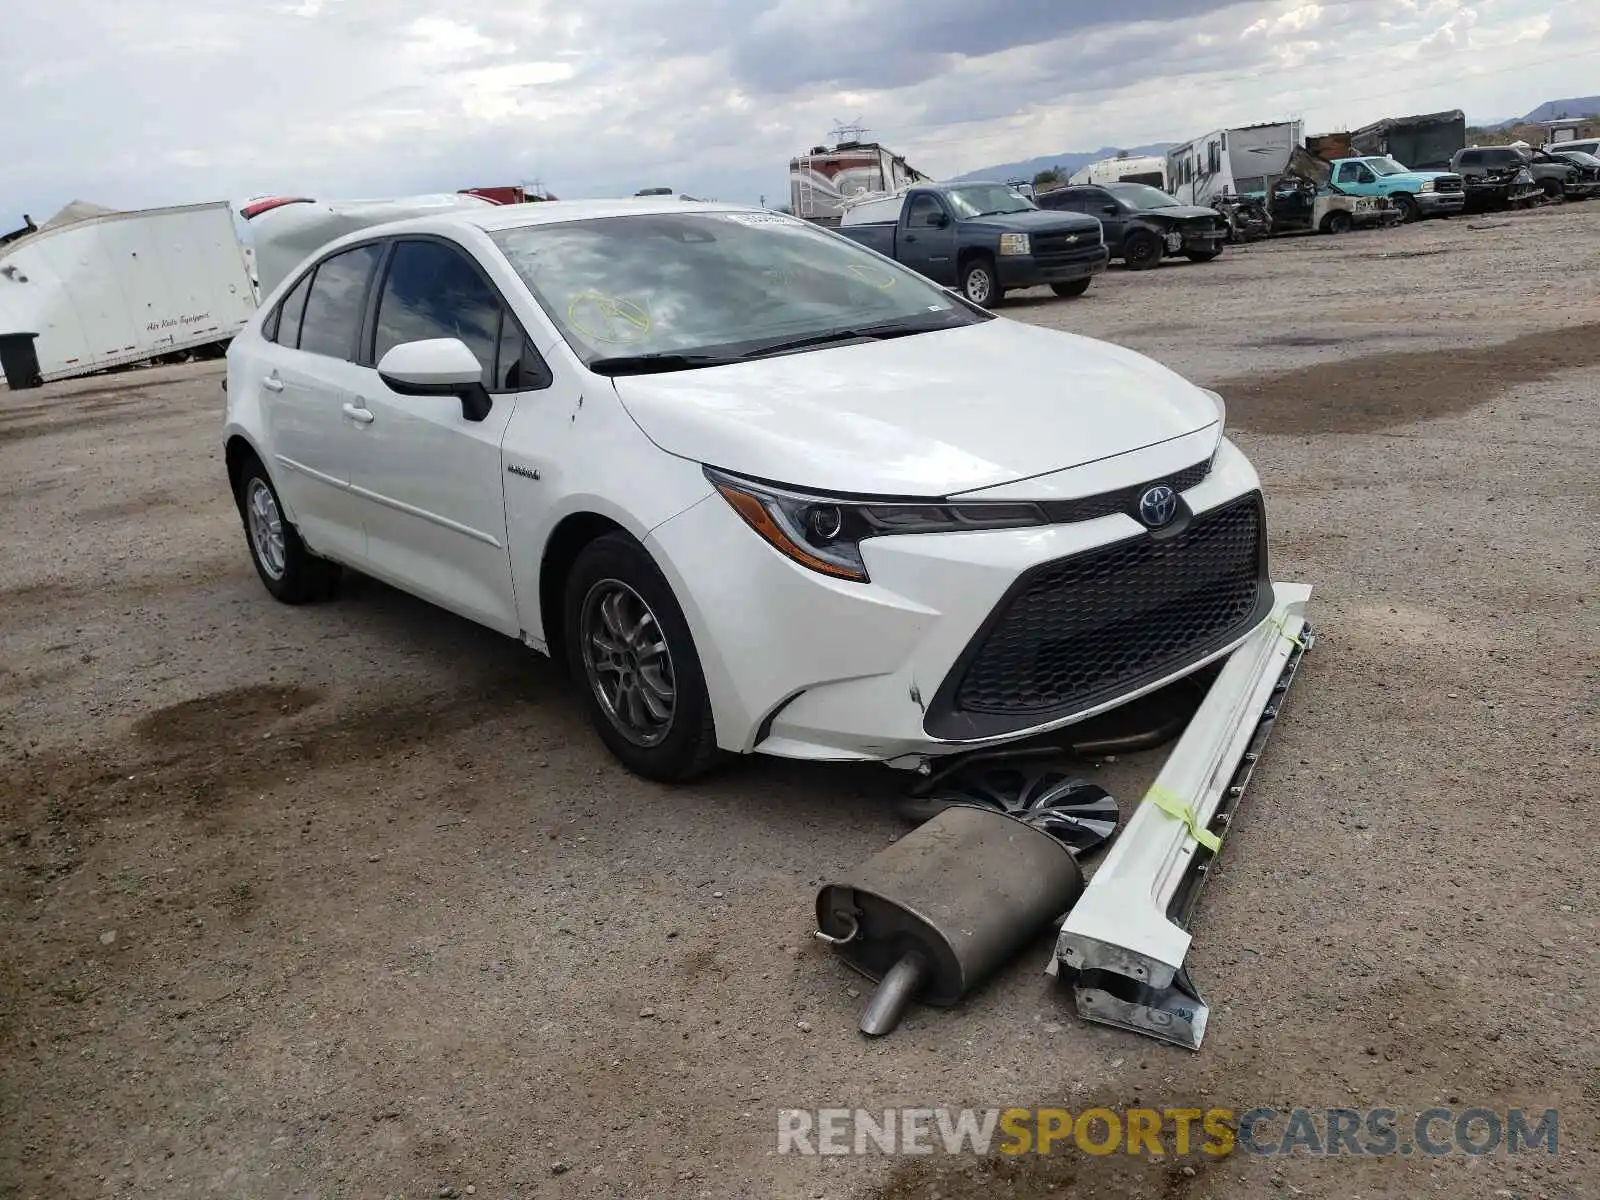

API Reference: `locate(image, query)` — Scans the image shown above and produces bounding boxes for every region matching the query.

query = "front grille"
[1435,175,1464,194]
[934,492,1268,732]
[1038,458,1211,524]
[1032,230,1100,260]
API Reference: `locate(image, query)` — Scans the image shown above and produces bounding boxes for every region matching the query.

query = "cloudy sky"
[5,0,1598,219]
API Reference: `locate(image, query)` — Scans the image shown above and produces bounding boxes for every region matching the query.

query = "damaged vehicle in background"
[1324,155,1466,221]
[223,196,1294,789]
[1523,147,1599,201]
[1546,148,1600,192]
[1264,148,1401,235]
[1448,147,1544,210]
[1033,182,1229,269]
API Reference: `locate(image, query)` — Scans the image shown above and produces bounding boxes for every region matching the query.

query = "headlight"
[1419,181,1435,193]
[998,232,1030,256]
[705,467,1046,583]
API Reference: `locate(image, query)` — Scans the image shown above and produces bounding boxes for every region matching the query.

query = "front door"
[900,193,957,284]
[345,237,537,636]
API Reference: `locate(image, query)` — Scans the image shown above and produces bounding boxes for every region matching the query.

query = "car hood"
[609,319,1221,496]
[967,208,1103,234]
[1145,204,1224,221]
[1387,170,1457,185]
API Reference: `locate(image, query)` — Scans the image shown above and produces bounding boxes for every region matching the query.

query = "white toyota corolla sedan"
[223,197,1275,782]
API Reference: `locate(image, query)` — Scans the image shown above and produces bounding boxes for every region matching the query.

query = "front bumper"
[1564,180,1600,198]
[997,246,1110,289]
[1414,191,1466,216]
[1177,229,1227,255]
[647,434,1267,764]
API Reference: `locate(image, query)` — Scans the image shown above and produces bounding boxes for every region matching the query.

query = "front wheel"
[234,455,340,604]
[1050,279,1092,298]
[563,532,720,783]
[1540,179,1565,203]
[1392,193,1419,223]
[1122,230,1163,270]
[960,258,1000,307]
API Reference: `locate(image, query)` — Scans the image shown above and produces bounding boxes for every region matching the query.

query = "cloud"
[2,0,1596,221]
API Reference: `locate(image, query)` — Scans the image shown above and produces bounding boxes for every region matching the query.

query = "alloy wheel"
[580,579,677,747]
[245,478,287,581]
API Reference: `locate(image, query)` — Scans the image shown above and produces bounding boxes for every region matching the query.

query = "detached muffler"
[1049,582,1314,1050]
[816,805,1086,1036]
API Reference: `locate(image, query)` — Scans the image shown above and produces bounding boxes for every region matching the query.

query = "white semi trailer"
[0,201,257,385]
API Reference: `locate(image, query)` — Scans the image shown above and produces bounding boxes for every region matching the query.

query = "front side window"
[374,240,503,387]
[1367,157,1407,176]
[298,243,382,360]
[489,211,985,368]
[906,195,946,227]
[1336,163,1362,184]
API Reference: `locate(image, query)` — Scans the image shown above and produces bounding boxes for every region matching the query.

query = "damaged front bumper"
[1048,581,1314,1050]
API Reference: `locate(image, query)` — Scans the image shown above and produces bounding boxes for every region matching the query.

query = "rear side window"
[298,244,383,360]
[272,272,313,348]
[374,239,547,392]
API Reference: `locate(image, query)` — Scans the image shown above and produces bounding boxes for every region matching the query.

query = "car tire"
[233,453,341,604]
[1123,230,1163,270]
[563,531,721,783]
[960,257,1000,307]
[1321,211,1354,235]
[1184,248,1223,262]
[1540,179,1564,203]
[1050,279,1092,298]
[1393,194,1419,223]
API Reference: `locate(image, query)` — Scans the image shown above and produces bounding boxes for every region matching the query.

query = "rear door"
[255,242,384,565]
[344,236,542,634]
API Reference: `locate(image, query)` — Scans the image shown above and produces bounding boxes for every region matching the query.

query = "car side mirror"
[1101,204,1119,214]
[377,337,493,422]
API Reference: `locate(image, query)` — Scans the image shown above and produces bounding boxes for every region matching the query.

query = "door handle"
[262,374,284,393]
[342,401,375,425]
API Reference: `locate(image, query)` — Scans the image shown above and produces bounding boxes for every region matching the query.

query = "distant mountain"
[952,144,1174,183]
[1471,98,1600,131]
[1521,96,1600,123]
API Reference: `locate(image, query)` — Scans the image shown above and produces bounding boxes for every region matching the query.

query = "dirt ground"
[2,204,1597,1200]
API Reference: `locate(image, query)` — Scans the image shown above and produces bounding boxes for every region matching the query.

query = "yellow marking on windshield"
[567,292,652,344]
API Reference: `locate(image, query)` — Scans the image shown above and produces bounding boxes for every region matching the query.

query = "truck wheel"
[1321,211,1354,235]
[233,453,341,604]
[960,258,1000,307]
[563,531,721,783]
[1123,230,1162,270]
[1050,279,1092,298]
[1540,179,1564,203]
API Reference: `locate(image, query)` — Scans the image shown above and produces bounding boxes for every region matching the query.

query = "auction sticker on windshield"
[718,212,805,226]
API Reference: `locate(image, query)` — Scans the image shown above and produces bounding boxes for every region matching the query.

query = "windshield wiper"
[587,352,740,376]
[739,323,931,360]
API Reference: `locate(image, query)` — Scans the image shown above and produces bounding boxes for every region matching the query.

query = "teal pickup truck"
[1325,156,1466,221]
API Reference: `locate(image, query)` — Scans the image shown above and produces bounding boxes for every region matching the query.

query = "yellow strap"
[1146,785,1223,853]
[1270,612,1308,650]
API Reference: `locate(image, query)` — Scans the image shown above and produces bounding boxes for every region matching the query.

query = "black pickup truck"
[835,182,1109,307]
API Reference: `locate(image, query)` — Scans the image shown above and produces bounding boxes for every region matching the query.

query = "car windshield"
[489,211,984,368]
[1367,157,1409,176]
[943,185,1036,217]
[1103,183,1183,210]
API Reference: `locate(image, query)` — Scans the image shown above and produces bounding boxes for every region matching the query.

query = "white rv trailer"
[1068,154,1169,189]
[1167,120,1305,207]
[0,201,257,385]
[240,193,497,300]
